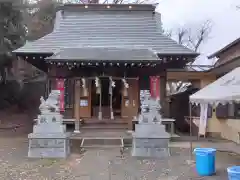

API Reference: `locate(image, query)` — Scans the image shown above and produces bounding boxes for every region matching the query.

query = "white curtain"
[199,103,208,136]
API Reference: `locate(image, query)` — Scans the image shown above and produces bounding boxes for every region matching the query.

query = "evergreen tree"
[0,1,27,83]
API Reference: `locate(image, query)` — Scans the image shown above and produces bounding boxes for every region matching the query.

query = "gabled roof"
[15,4,197,57]
[208,37,240,59]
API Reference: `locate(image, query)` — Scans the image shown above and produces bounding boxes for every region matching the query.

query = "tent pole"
[189,102,193,160]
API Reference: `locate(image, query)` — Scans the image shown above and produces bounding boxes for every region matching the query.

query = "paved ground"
[0,137,239,180]
[170,141,240,155]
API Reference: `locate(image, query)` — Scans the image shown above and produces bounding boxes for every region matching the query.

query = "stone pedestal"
[131,90,171,158]
[33,113,66,133]
[28,133,70,158]
[132,123,170,158]
[28,96,71,158]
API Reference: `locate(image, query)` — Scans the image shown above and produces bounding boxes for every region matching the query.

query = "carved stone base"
[28,133,71,158]
[132,138,170,158]
[132,124,170,158]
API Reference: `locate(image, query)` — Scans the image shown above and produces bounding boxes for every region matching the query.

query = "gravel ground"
[0,137,239,180]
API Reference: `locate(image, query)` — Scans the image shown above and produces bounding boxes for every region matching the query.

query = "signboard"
[56,79,65,112]
[150,76,160,100]
[80,99,88,107]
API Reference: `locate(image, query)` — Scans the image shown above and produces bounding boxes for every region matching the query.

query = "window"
[191,104,212,118]
[228,103,235,118]
[234,103,240,118]
[216,104,228,119]
[216,103,240,119]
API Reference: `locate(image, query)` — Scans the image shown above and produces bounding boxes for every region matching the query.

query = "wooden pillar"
[160,73,167,117]
[110,91,114,120]
[110,77,114,120]
[97,78,102,120]
[45,78,50,98]
[98,89,102,120]
[74,80,81,133]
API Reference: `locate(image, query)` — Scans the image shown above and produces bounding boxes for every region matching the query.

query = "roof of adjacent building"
[208,37,240,59]
[46,47,160,61]
[15,4,198,58]
[168,64,213,72]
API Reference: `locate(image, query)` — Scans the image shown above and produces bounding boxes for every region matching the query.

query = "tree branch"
[187,20,212,52]
[176,27,188,45]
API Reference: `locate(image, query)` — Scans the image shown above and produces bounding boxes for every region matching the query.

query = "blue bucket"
[194,148,216,176]
[227,166,240,180]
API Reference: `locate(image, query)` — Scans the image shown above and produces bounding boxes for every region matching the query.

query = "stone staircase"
[81,118,129,130]
[80,137,124,149]
[70,118,131,150]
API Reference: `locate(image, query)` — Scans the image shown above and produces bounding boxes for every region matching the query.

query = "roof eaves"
[207,56,240,73]
[208,37,240,59]
[157,52,199,57]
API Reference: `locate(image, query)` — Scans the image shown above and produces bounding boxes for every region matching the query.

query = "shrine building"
[14,4,198,131]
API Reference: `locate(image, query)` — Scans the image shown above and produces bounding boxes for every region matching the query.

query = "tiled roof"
[46,47,160,61]
[168,65,213,72]
[208,37,240,58]
[14,4,197,57]
[184,65,213,72]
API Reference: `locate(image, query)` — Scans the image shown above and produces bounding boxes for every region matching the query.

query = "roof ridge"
[57,3,156,12]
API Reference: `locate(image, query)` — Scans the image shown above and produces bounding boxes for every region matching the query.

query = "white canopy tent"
[187,67,240,148]
[190,67,240,106]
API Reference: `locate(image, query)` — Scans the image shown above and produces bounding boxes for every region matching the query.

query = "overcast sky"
[157,0,240,65]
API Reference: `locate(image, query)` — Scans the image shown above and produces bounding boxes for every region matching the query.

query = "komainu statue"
[39,90,60,113]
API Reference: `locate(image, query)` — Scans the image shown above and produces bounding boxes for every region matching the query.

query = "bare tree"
[187,20,212,52]
[166,20,212,95]
[169,20,212,53]
[162,29,172,38]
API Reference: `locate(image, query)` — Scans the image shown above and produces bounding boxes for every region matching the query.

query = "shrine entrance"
[91,77,123,119]
[75,76,140,121]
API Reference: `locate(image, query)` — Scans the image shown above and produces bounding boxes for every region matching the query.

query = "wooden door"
[121,79,139,118]
[77,80,92,118]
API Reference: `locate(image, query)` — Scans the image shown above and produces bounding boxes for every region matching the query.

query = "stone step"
[82,119,129,125]
[81,124,128,129]
[80,145,123,148]
[80,137,124,149]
